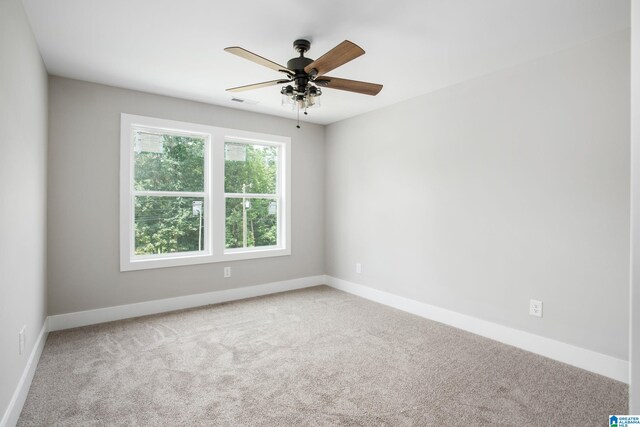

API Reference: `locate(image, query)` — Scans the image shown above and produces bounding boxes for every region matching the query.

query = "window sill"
[120,247,291,272]
[222,247,291,262]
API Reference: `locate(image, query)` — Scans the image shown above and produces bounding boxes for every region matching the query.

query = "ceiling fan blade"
[304,40,365,76]
[226,79,290,92]
[224,47,293,75]
[314,76,383,96]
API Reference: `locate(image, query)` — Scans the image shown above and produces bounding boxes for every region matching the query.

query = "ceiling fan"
[224,39,383,127]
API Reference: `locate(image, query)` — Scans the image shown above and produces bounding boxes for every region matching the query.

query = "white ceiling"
[21,0,630,125]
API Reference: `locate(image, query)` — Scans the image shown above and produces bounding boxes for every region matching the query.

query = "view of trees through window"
[133,131,206,255]
[132,132,280,256]
[224,142,279,249]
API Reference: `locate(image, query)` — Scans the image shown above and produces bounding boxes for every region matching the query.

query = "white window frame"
[120,113,291,271]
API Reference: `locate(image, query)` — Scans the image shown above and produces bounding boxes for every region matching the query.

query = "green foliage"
[225,198,277,249]
[134,134,205,192]
[135,196,204,255]
[224,144,277,193]
[133,136,279,255]
[224,143,278,249]
[134,133,205,255]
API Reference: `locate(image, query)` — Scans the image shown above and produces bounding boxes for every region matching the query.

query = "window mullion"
[134,190,206,197]
[224,193,277,199]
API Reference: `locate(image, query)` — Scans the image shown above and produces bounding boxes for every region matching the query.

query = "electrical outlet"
[224,266,231,278]
[356,263,362,274]
[19,326,26,355]
[529,299,543,318]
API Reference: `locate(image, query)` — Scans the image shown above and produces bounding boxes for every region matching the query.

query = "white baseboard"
[326,276,629,383]
[48,275,325,332]
[0,320,49,427]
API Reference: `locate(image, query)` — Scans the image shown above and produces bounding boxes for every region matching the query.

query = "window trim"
[120,113,291,271]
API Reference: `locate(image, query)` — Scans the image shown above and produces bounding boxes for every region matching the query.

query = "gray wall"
[325,30,630,360]
[631,1,640,412]
[0,0,48,419]
[47,77,325,315]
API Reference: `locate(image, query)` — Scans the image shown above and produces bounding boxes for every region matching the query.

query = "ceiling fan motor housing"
[287,56,314,74]
[287,56,315,93]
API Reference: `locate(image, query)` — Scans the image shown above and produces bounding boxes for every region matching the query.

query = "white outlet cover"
[356,263,362,274]
[529,299,543,318]
[224,267,231,278]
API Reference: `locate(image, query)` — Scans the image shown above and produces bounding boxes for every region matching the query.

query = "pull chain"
[296,103,300,129]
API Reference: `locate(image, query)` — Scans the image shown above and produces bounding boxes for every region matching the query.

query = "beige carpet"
[19,286,626,426]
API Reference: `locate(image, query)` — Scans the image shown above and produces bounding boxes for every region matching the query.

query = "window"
[120,114,291,271]
[132,127,209,258]
[224,141,280,251]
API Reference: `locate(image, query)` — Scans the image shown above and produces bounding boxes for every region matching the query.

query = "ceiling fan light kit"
[280,83,321,112]
[224,39,383,128]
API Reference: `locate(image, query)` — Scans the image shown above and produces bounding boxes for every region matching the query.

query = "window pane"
[135,196,205,255]
[134,131,205,192]
[224,142,277,194]
[225,198,278,249]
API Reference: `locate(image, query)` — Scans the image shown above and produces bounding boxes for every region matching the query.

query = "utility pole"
[198,206,202,251]
[193,200,203,251]
[242,183,247,248]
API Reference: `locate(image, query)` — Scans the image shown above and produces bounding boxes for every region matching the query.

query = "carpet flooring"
[19,286,626,426]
